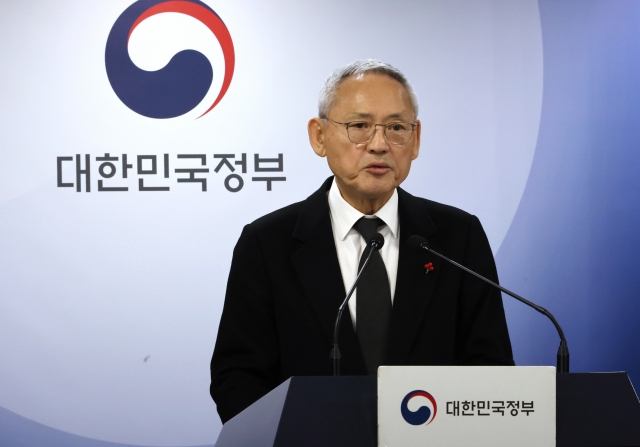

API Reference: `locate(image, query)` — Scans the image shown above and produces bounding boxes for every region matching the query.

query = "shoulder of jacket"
[245,200,305,233]
[400,187,475,224]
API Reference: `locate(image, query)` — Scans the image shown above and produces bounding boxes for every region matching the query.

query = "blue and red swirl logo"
[105,0,234,119]
[401,390,438,426]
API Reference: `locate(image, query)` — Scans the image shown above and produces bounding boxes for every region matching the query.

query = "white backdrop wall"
[2,0,544,445]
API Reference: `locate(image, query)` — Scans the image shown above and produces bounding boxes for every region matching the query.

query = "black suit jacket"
[210,177,513,423]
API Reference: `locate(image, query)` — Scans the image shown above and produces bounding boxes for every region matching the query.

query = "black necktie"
[353,217,391,375]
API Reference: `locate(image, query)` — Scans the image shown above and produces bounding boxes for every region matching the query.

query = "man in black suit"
[210,60,513,423]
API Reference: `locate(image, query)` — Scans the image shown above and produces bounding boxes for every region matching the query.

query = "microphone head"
[408,235,428,252]
[370,232,385,250]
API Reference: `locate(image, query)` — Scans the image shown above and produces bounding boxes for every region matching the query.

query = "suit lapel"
[387,188,442,365]
[291,177,367,375]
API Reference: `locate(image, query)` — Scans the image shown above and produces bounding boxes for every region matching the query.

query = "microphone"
[331,233,385,376]
[408,235,570,374]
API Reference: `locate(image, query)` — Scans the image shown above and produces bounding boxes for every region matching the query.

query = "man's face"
[309,73,420,208]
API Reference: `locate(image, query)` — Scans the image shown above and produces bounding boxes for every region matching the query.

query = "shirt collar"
[328,178,399,241]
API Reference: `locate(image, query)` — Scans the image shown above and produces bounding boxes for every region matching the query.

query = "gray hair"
[318,59,419,119]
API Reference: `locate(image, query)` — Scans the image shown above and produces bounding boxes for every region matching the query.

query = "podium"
[215,373,640,447]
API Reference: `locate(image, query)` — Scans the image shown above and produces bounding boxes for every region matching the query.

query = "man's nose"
[367,124,389,152]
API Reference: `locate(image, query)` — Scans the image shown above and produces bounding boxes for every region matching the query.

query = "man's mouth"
[365,162,391,175]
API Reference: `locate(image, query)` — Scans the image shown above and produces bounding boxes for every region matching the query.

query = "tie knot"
[353,217,384,243]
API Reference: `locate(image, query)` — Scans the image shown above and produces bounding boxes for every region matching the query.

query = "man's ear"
[308,117,327,157]
[411,119,421,160]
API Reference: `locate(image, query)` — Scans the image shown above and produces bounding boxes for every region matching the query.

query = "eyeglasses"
[323,118,417,145]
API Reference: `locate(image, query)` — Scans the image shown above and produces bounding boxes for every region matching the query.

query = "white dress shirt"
[327,179,400,328]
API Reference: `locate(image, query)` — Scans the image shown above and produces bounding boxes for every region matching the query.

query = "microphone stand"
[331,238,382,376]
[416,239,569,373]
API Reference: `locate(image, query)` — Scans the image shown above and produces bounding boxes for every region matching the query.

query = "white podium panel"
[378,366,555,447]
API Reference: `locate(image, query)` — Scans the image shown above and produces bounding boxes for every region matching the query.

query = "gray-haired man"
[210,60,513,423]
